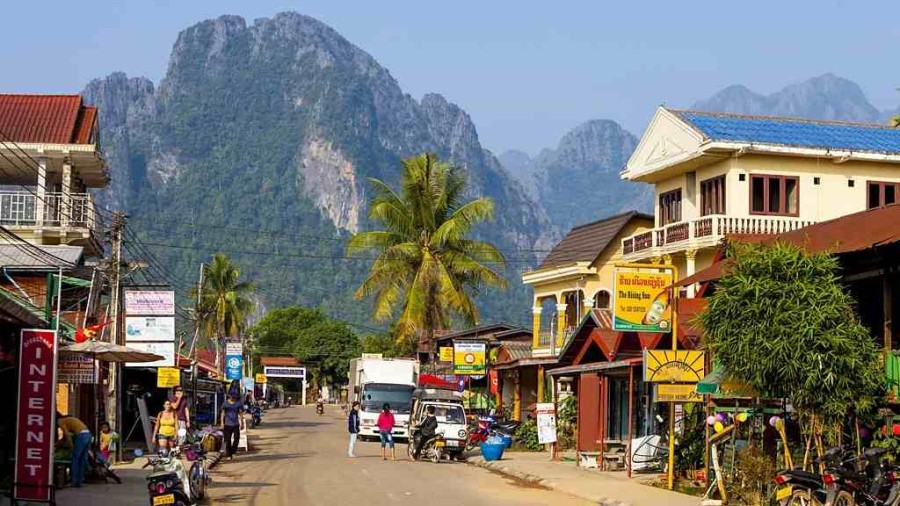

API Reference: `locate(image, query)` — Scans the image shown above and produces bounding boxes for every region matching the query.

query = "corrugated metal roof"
[0,94,98,144]
[0,244,83,268]
[672,109,900,154]
[539,211,653,269]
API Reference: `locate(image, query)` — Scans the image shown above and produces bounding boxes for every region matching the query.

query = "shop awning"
[696,365,725,394]
[695,364,758,397]
[547,357,642,376]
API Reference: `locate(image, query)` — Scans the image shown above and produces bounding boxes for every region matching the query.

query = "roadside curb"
[465,457,633,506]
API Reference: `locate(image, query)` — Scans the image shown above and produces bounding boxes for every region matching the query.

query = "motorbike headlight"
[458,430,467,439]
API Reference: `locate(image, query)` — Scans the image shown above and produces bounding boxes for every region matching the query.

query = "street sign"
[643,349,705,383]
[157,367,181,388]
[14,329,57,503]
[453,342,486,375]
[58,351,95,384]
[613,269,674,332]
[255,373,267,384]
[225,354,243,380]
[125,341,176,367]
[225,340,243,356]
[263,366,305,378]
[656,384,703,403]
[439,347,453,362]
[124,290,175,315]
[125,316,175,342]
[536,403,557,444]
[242,377,255,390]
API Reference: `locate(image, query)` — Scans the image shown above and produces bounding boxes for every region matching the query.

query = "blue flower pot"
[481,442,505,461]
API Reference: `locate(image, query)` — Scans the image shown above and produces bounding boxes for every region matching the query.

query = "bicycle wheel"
[831,490,854,506]
[788,490,821,506]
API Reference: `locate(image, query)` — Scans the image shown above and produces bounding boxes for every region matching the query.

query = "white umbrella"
[62,340,164,363]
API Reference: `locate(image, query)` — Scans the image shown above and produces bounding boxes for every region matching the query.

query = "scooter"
[250,405,263,427]
[136,429,199,506]
[408,427,445,464]
[316,402,324,416]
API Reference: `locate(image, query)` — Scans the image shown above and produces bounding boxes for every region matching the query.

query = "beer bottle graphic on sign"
[642,289,670,327]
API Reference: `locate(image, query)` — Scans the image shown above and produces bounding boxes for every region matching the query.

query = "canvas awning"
[547,357,642,376]
[695,364,758,397]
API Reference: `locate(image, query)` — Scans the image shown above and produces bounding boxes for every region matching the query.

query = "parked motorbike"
[137,447,193,506]
[316,402,324,416]
[823,447,899,506]
[250,405,263,427]
[775,447,851,505]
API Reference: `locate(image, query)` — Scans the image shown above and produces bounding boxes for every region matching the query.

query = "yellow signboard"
[157,367,181,388]
[613,269,674,332]
[657,384,703,403]
[255,373,267,384]
[439,347,453,362]
[453,342,486,375]
[644,349,705,383]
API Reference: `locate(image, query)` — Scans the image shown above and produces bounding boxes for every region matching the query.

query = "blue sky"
[3,1,898,153]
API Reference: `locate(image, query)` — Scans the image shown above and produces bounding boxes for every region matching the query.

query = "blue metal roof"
[673,109,900,154]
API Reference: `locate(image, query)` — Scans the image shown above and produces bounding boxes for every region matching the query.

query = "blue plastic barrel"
[481,442,505,461]
[500,435,513,449]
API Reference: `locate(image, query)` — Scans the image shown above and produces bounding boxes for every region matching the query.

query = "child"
[99,422,112,461]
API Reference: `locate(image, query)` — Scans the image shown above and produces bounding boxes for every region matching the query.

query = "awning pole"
[627,364,634,478]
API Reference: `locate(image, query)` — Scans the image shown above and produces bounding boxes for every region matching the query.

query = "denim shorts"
[379,431,394,448]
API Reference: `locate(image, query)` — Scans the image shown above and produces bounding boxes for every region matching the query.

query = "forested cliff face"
[83,13,554,328]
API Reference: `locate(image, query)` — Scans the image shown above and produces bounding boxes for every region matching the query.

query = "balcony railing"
[622,214,816,257]
[0,192,97,230]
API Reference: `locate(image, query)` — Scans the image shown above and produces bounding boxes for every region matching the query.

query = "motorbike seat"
[865,447,888,458]
[786,469,821,481]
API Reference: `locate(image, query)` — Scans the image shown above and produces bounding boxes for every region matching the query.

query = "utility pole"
[107,211,126,461]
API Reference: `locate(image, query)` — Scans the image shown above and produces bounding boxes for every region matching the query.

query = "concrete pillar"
[36,157,47,228]
[556,303,568,348]
[513,371,521,421]
[532,305,542,350]
[685,249,698,298]
[61,160,72,228]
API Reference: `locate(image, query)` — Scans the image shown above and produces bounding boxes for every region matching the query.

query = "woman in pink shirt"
[376,403,396,461]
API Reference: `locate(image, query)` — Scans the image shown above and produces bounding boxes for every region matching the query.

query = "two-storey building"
[619,107,900,291]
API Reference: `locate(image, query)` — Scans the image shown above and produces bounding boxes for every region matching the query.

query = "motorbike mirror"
[177,428,188,437]
[133,448,144,457]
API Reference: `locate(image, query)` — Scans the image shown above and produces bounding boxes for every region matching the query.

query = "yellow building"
[523,211,653,355]
[619,107,900,290]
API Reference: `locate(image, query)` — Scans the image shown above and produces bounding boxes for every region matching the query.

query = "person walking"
[376,403,396,461]
[153,400,178,452]
[220,394,245,460]
[57,413,91,487]
[347,401,361,457]
[168,386,191,437]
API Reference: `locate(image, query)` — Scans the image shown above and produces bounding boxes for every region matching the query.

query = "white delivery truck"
[349,355,419,442]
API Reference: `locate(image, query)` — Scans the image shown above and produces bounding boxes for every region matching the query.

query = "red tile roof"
[260,356,300,367]
[0,94,98,144]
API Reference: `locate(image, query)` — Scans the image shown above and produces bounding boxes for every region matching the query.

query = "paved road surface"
[206,405,589,505]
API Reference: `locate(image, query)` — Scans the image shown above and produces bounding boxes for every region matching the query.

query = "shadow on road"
[261,420,328,429]
[227,452,312,463]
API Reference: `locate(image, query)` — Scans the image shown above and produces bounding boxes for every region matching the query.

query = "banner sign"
[125,316,175,342]
[656,383,703,403]
[263,366,305,379]
[157,367,181,388]
[536,403,557,444]
[14,329,57,502]
[439,347,453,362]
[225,340,243,356]
[453,341,486,375]
[242,377,255,391]
[613,269,674,332]
[225,354,243,380]
[255,373,267,384]
[58,351,95,384]
[125,341,176,368]
[643,349,705,383]
[124,290,175,315]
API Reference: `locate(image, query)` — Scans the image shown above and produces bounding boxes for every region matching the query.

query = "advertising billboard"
[125,316,175,342]
[58,351,95,384]
[263,366,305,379]
[125,341,176,368]
[453,341,486,375]
[613,269,674,332]
[124,290,175,315]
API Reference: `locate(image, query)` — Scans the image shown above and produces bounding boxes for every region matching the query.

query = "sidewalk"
[1,452,222,506]
[467,452,700,506]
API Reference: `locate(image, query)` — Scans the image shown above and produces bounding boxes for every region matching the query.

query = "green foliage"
[700,242,883,425]
[871,427,900,461]
[731,445,777,506]
[348,153,507,344]
[251,306,360,387]
[557,395,577,450]
[360,332,415,358]
[674,406,706,476]
[513,420,542,451]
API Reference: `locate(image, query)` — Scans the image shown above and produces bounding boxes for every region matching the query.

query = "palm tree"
[348,153,507,352]
[194,253,254,369]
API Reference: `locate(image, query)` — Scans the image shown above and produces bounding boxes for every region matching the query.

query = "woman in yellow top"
[153,400,178,451]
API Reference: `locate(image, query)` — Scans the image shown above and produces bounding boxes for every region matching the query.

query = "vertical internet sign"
[14,329,57,502]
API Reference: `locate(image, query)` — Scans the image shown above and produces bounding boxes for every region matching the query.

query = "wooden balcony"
[621,214,816,261]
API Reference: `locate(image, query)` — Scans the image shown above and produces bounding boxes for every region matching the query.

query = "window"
[868,181,900,209]
[594,290,611,310]
[749,175,799,216]
[658,189,682,226]
[700,176,726,216]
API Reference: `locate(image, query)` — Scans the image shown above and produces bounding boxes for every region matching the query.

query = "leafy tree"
[195,253,254,367]
[347,153,507,350]
[293,319,361,388]
[700,242,883,427]
[252,307,327,354]
[361,331,416,358]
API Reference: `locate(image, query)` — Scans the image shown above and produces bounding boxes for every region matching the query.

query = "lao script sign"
[14,329,57,502]
[536,403,557,444]
[124,291,175,316]
[58,351,95,384]
[613,269,673,333]
[643,349,705,383]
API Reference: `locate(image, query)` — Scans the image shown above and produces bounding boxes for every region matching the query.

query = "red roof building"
[0,94,98,145]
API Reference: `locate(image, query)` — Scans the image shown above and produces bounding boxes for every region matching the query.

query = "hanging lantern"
[706,415,716,426]
[713,421,725,433]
